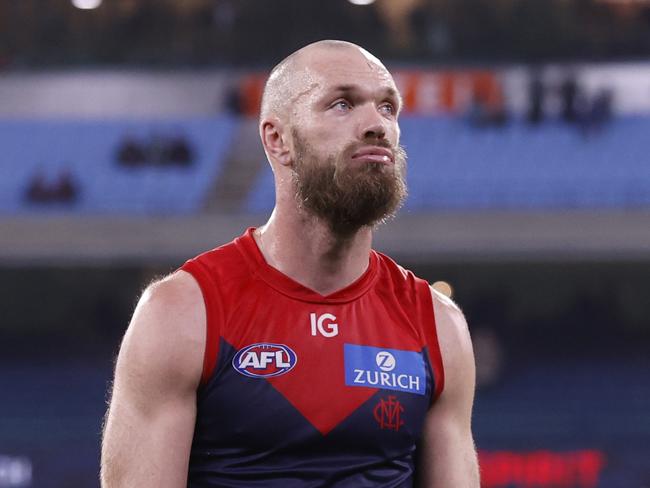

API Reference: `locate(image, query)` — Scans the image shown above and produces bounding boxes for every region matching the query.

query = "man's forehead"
[295,47,396,95]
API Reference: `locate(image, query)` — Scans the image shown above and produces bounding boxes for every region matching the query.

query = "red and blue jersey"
[181,228,444,487]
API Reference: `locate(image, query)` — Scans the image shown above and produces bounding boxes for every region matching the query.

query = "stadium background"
[1,0,649,486]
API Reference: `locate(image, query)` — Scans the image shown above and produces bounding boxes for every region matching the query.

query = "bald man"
[101,40,479,488]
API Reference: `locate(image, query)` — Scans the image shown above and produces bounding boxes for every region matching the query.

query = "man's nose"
[358,104,387,140]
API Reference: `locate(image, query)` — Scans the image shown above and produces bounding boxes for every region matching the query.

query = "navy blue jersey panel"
[190,340,319,469]
[422,345,438,404]
[188,339,430,487]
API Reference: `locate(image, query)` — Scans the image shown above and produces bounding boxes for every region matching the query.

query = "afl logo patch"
[232,343,297,378]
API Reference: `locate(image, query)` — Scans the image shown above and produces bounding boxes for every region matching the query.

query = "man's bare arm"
[417,289,480,487]
[100,271,205,488]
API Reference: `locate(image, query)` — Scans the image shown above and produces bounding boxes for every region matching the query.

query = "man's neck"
[254,208,373,296]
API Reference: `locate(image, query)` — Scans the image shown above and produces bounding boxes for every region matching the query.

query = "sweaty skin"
[100,40,479,488]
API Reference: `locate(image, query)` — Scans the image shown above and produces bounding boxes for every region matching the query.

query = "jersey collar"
[235,227,379,304]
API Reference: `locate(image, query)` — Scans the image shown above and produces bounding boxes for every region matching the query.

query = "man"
[101,40,479,487]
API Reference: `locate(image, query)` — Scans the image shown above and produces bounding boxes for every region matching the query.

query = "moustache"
[342,140,401,162]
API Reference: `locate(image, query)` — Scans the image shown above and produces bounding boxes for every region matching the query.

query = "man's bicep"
[418,394,478,487]
[417,289,479,487]
[101,272,205,488]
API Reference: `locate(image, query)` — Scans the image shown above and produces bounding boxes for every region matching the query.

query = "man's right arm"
[100,271,205,488]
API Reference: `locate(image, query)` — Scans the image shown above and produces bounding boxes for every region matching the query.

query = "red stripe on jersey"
[418,279,445,401]
[181,259,222,385]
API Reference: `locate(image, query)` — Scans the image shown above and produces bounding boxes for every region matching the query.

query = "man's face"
[287,47,407,236]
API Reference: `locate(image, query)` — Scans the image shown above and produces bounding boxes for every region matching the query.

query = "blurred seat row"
[2,116,650,215]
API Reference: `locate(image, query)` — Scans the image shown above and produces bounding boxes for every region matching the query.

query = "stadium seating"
[474,359,650,448]
[0,117,236,215]
[3,116,650,215]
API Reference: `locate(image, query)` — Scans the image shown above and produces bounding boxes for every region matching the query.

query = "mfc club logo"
[374,395,405,432]
[232,343,297,378]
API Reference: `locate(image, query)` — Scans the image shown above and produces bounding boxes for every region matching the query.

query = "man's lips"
[351,146,394,164]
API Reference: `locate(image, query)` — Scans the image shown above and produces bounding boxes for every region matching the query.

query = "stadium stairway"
[203,117,267,213]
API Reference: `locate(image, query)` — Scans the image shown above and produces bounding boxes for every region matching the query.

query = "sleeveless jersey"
[180,228,444,488]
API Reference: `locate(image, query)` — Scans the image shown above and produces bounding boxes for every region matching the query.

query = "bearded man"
[101,40,479,488]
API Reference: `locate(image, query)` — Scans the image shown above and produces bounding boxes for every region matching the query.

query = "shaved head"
[260,40,391,123]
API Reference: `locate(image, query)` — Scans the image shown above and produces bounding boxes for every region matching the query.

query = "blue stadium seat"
[0,117,237,215]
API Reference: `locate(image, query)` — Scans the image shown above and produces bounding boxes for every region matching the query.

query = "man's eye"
[379,103,395,115]
[333,100,351,111]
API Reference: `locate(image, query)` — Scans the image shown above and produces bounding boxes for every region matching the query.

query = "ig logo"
[376,351,396,372]
[310,313,339,338]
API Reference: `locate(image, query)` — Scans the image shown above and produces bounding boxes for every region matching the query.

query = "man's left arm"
[416,288,480,487]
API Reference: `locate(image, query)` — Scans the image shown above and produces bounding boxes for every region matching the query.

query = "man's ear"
[260,118,292,167]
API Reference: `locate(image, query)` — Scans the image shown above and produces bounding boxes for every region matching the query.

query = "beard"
[291,128,407,238]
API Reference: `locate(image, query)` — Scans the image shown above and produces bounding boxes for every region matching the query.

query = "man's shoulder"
[373,250,464,315]
[373,249,422,284]
[135,271,206,344]
[143,270,204,309]
[374,251,438,302]
[185,235,245,269]
[429,287,472,375]
[118,270,205,393]
[182,230,252,283]
[430,287,463,317]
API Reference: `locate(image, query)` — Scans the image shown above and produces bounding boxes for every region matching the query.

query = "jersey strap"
[180,259,222,385]
[417,279,445,402]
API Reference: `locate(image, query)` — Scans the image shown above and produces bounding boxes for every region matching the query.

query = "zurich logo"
[376,351,396,372]
[344,344,426,396]
[232,343,297,378]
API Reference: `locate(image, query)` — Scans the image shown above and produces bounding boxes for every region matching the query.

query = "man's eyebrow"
[326,84,402,105]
